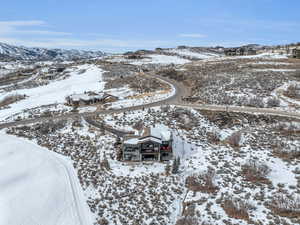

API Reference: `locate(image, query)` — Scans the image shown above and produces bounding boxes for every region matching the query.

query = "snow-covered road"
[0,132,92,225]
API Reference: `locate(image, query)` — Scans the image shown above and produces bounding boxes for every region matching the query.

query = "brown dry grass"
[0,94,26,108]
[186,168,219,193]
[241,159,271,184]
[269,194,300,219]
[273,147,300,160]
[225,131,241,148]
[221,196,254,221]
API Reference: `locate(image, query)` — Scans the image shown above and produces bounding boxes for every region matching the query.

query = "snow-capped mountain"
[0,42,105,61]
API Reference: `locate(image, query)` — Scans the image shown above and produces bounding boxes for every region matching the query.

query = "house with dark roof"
[224,47,256,56]
[66,92,118,106]
[122,125,173,162]
[292,49,300,59]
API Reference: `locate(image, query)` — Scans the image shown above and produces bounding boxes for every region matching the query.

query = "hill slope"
[0,42,105,61]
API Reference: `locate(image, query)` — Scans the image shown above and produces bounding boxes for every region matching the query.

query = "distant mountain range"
[0,42,105,61]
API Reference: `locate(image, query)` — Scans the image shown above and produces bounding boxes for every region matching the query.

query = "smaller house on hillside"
[66,92,118,106]
[225,47,256,56]
[245,48,257,55]
[122,125,173,162]
[48,66,66,74]
[43,73,56,80]
[292,49,300,59]
[224,48,237,56]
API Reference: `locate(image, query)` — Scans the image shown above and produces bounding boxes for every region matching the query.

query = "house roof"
[140,125,171,141]
[124,138,139,145]
[124,124,172,145]
[68,92,106,102]
[138,136,162,144]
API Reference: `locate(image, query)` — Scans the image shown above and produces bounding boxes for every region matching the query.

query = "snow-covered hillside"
[0,64,105,121]
[166,48,221,59]
[0,42,105,61]
[108,54,190,65]
[0,132,92,225]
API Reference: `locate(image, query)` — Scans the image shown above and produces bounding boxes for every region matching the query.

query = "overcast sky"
[1,0,299,52]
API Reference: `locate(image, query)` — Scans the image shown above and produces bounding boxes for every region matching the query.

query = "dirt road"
[1,73,300,130]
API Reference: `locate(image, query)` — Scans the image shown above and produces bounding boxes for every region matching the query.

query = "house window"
[124,154,132,160]
[142,143,154,148]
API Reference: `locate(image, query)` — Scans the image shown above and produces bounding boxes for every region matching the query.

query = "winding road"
[1,72,300,130]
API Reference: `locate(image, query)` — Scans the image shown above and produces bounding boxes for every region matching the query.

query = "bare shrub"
[206,131,220,143]
[105,74,165,93]
[36,119,67,134]
[285,84,300,99]
[273,145,300,160]
[275,122,300,135]
[226,131,241,148]
[186,167,219,193]
[247,96,265,108]
[132,120,144,130]
[100,155,111,170]
[236,96,248,106]
[158,68,185,82]
[175,217,199,225]
[97,218,109,225]
[293,70,300,79]
[220,93,233,105]
[221,196,254,221]
[165,162,171,176]
[267,97,280,107]
[269,194,300,218]
[242,159,271,183]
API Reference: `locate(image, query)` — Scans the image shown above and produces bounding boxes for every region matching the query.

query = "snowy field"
[108,54,190,65]
[4,103,300,224]
[0,64,104,121]
[0,131,92,225]
[166,48,220,59]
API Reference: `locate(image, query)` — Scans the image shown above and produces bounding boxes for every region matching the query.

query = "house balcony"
[160,146,172,152]
[141,147,159,153]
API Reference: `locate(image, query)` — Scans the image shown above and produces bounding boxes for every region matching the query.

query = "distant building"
[48,66,66,74]
[122,126,173,162]
[292,49,300,59]
[224,48,238,56]
[224,47,256,56]
[245,48,257,55]
[43,73,56,80]
[66,92,118,106]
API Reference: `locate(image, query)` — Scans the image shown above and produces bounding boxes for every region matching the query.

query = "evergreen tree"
[177,157,181,170]
[172,158,178,174]
[101,154,111,170]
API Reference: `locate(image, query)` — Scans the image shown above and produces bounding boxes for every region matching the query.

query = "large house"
[122,126,173,162]
[66,92,118,106]
[224,47,257,56]
[292,49,300,59]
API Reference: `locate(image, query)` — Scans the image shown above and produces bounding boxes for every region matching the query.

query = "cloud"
[0,20,45,26]
[179,33,207,38]
[0,36,179,52]
[0,20,177,52]
[12,30,72,36]
[0,20,71,37]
